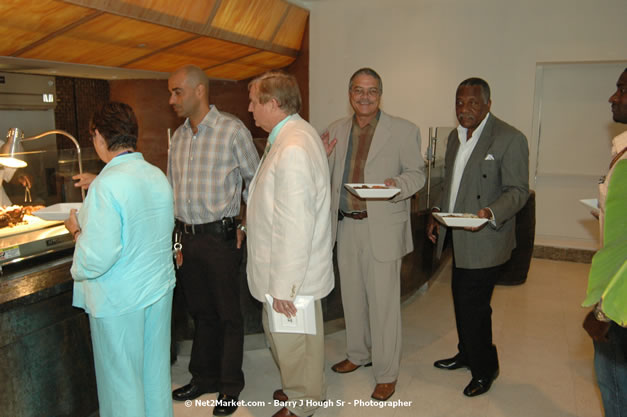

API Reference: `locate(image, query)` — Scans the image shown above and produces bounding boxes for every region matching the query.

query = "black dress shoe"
[213,393,239,416]
[434,355,469,370]
[463,370,499,397]
[172,382,216,401]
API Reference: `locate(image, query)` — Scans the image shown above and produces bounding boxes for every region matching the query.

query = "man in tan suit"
[246,71,334,417]
[323,68,425,401]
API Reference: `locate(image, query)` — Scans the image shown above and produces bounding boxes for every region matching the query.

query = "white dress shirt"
[448,113,490,212]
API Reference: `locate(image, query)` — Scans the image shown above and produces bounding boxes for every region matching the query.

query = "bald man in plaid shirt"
[168,65,259,417]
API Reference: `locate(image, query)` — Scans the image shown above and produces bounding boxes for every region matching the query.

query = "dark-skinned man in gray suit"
[427,77,529,397]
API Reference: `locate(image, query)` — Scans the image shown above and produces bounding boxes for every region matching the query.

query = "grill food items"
[23,205,45,215]
[0,205,45,228]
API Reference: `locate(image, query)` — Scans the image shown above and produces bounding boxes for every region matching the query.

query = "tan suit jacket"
[326,111,426,262]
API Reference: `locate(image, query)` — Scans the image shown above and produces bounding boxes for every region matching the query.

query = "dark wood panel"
[0,258,98,417]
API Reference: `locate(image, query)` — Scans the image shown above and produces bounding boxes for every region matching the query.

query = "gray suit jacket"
[435,114,529,269]
[327,111,426,262]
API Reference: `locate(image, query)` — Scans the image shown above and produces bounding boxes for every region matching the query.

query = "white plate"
[579,198,599,210]
[344,183,400,199]
[433,212,488,228]
[33,203,82,221]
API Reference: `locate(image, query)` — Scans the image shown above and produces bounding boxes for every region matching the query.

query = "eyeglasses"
[350,87,380,98]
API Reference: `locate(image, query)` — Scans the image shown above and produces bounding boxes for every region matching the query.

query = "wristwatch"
[594,304,610,322]
[237,224,247,233]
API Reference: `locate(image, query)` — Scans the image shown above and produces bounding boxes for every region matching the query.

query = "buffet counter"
[0,251,98,417]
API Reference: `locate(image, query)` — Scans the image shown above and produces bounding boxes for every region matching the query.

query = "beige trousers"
[263,300,325,416]
[336,217,402,383]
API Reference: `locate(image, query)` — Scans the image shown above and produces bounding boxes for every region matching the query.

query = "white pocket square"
[484,154,495,161]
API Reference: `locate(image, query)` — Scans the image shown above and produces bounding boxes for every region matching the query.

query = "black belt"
[175,217,235,235]
[340,210,368,220]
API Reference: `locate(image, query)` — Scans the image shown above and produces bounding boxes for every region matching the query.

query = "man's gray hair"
[249,71,302,115]
[349,68,383,94]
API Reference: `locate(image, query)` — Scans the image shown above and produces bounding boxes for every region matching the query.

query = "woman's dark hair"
[90,102,138,151]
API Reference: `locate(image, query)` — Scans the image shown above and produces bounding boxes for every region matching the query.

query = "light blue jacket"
[71,152,175,318]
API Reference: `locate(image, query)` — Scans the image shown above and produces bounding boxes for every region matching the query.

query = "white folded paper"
[579,198,599,210]
[264,294,316,335]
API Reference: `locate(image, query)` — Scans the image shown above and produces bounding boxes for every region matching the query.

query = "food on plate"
[354,184,388,189]
[441,213,479,218]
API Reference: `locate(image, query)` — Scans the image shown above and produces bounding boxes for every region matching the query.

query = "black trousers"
[451,260,500,380]
[176,229,245,396]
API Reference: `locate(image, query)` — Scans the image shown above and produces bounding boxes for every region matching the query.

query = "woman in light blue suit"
[64,102,175,417]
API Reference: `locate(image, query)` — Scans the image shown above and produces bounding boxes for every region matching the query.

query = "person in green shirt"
[582,68,627,417]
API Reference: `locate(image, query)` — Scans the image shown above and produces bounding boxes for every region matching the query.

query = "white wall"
[305,0,626,137]
[531,62,626,250]
[302,0,627,249]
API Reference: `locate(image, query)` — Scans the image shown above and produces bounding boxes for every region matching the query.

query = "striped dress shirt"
[167,105,260,224]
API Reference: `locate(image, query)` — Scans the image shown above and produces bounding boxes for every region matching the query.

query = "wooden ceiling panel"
[166,37,258,62]
[272,7,308,50]
[205,50,296,81]
[235,51,295,69]
[124,53,219,73]
[212,0,288,42]
[205,62,270,81]
[19,14,193,66]
[21,38,152,67]
[66,0,218,26]
[125,37,258,72]
[0,0,308,81]
[124,52,222,73]
[0,0,94,55]
[115,0,217,24]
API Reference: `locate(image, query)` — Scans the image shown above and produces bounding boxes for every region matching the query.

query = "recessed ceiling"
[0,0,309,80]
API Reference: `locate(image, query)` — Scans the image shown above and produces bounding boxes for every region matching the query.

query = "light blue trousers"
[89,291,174,417]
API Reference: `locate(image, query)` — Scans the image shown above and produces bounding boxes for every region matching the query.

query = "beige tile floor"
[171,258,604,417]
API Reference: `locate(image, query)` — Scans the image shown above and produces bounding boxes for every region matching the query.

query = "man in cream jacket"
[246,71,334,417]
